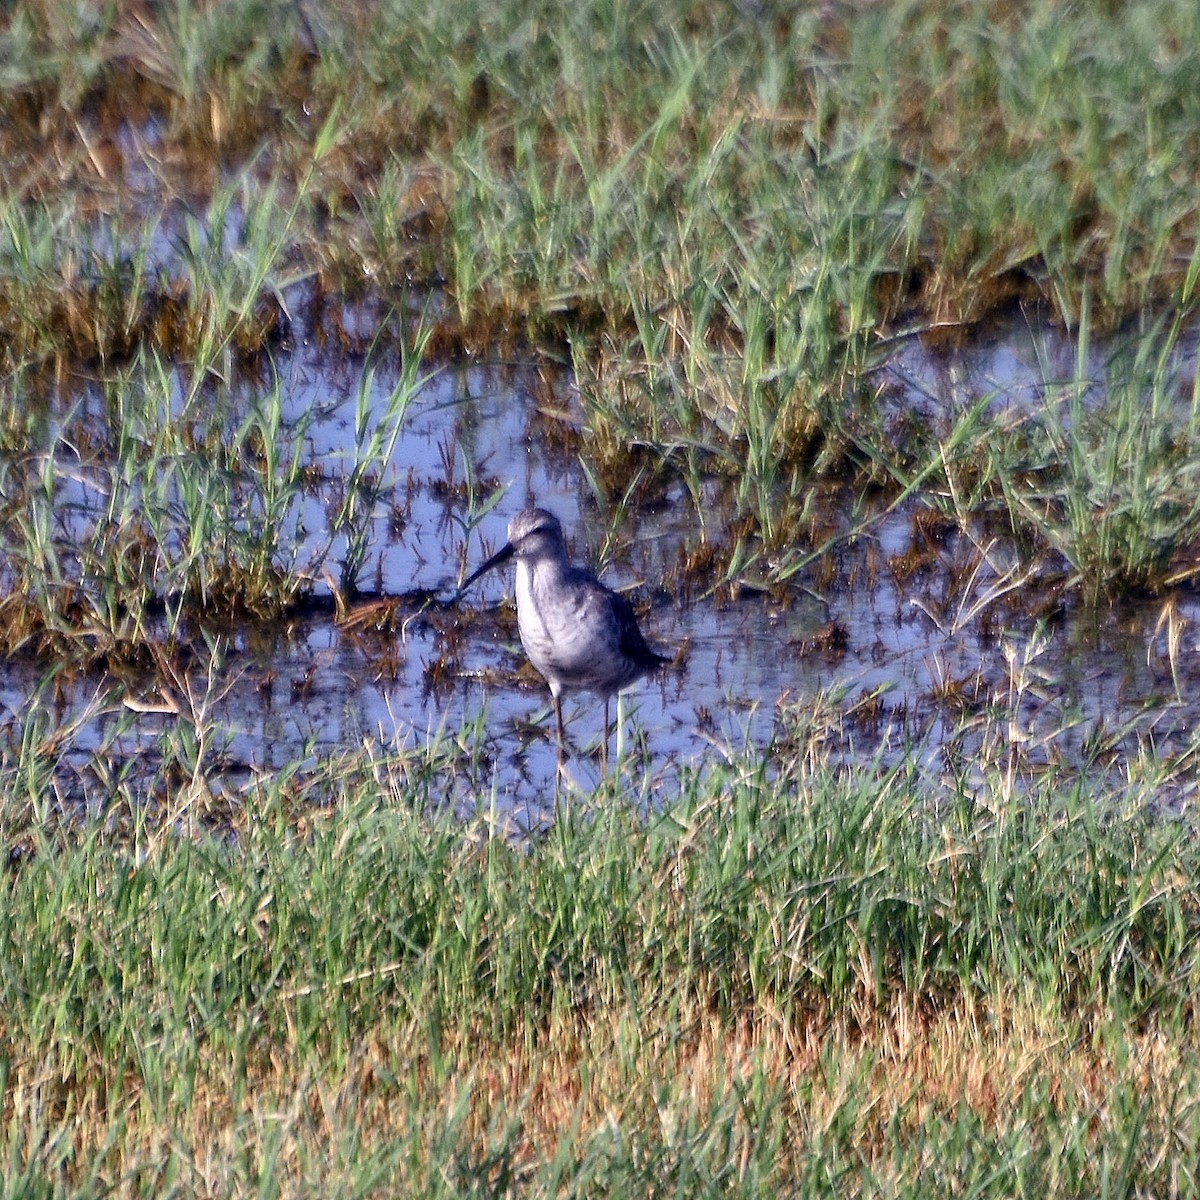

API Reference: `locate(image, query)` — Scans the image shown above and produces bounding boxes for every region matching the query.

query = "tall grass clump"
[987,301,1200,595]
[0,195,158,367]
[0,330,434,659]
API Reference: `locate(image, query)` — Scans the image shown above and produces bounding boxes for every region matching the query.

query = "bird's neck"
[517,554,569,595]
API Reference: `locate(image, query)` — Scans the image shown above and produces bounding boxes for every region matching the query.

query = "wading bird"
[460,507,669,768]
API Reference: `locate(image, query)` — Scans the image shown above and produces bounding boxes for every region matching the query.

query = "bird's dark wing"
[609,591,670,669]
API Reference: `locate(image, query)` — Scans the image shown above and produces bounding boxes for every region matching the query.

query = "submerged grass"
[0,315,435,660]
[3,692,1200,1195]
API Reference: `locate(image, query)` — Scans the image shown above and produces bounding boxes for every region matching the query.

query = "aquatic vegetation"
[2,0,1199,603]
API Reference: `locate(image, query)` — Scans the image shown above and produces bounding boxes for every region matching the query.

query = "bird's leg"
[601,697,610,775]
[554,693,567,769]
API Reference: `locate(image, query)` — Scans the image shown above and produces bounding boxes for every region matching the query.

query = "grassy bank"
[2,699,1199,1196]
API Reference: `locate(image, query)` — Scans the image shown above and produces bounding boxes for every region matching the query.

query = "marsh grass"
[0,329,436,659]
[921,302,1200,597]
[3,688,1200,1196]
[4,0,1200,604]
[5,5,1200,1187]
[7,0,1200,354]
[1000,311,1200,593]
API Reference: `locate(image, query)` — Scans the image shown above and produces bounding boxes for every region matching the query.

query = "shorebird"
[459,507,670,767]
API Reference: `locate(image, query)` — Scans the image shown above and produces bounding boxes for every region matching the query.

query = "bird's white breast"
[514,558,620,695]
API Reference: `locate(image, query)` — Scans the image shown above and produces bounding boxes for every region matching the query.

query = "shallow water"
[3,315,1200,825]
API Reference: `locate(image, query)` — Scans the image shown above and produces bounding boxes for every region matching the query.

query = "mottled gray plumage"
[460,507,669,764]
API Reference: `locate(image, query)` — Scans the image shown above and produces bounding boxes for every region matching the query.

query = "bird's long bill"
[458,541,515,595]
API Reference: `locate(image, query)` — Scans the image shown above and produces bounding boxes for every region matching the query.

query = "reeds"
[0,329,436,659]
